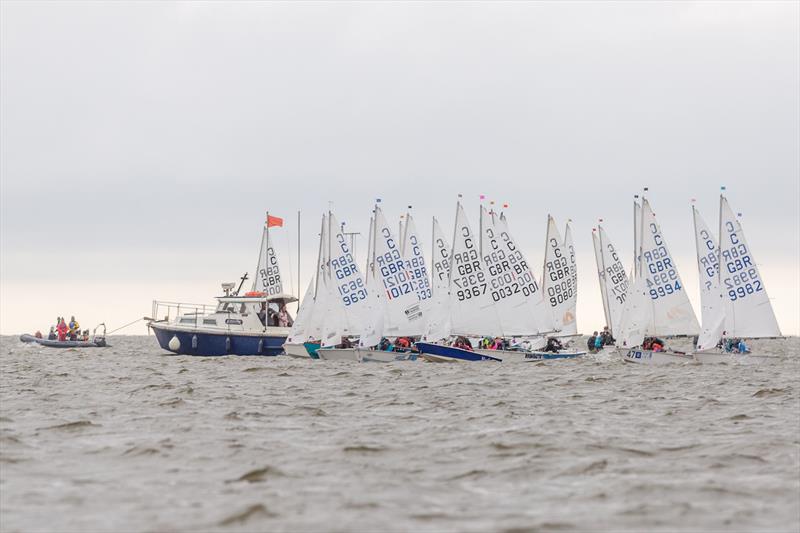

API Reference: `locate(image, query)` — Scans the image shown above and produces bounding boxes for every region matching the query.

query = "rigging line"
[108,317,146,335]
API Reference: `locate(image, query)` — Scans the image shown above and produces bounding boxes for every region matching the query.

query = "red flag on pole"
[266,215,284,228]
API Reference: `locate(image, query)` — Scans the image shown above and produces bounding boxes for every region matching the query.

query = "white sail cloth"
[423,217,452,341]
[638,198,700,336]
[480,208,541,336]
[253,225,284,296]
[592,225,630,337]
[562,223,578,336]
[716,196,781,340]
[371,207,424,337]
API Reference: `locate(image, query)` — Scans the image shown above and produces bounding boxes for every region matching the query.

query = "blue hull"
[151,325,285,356]
[415,342,501,362]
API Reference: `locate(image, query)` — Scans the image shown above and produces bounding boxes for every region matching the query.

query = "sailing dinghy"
[618,194,699,364]
[692,192,782,363]
[591,223,629,352]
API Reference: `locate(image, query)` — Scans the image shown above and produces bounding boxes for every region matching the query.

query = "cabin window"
[203,318,217,325]
[225,318,243,325]
[180,317,196,324]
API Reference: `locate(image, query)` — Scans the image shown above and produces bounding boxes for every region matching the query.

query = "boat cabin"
[172,292,298,333]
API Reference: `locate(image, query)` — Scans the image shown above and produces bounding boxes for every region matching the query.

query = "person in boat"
[651,339,665,352]
[395,337,411,351]
[544,337,563,353]
[69,316,80,336]
[594,334,603,352]
[378,337,392,351]
[82,329,90,341]
[34,330,43,339]
[56,318,68,341]
[601,327,615,345]
[48,327,57,340]
[453,336,473,351]
[588,332,598,352]
[267,305,279,327]
[278,304,291,327]
[257,303,267,326]
[737,339,749,354]
[340,336,353,349]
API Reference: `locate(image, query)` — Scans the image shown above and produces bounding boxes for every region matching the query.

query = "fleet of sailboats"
[162,189,785,363]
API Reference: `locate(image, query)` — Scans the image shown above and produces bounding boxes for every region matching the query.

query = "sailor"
[588,332,598,352]
[601,326,615,345]
[545,337,563,353]
[48,327,57,340]
[737,339,749,353]
[594,334,603,351]
[34,331,43,339]
[69,316,80,335]
[395,337,411,350]
[257,303,267,326]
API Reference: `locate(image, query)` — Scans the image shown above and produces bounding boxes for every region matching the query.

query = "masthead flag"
[266,214,284,228]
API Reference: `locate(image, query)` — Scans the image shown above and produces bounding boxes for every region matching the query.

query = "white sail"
[448,203,502,336]
[561,222,578,335]
[323,212,378,346]
[541,216,576,334]
[371,206,424,336]
[597,225,630,337]
[286,279,315,343]
[639,198,700,336]
[633,201,642,279]
[424,217,452,341]
[479,207,540,335]
[496,212,552,333]
[401,213,433,304]
[718,196,781,338]
[692,206,726,350]
[592,229,612,332]
[618,275,652,348]
[253,225,284,296]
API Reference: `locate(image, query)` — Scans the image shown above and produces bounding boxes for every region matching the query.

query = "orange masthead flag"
[266,214,284,228]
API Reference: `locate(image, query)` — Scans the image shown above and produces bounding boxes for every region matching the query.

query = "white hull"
[316,348,359,361]
[282,342,311,359]
[358,349,416,363]
[692,351,778,365]
[473,348,530,363]
[619,347,693,365]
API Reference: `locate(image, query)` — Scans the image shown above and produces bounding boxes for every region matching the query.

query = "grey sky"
[1,1,798,334]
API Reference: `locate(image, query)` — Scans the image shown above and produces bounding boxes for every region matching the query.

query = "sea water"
[1,336,798,532]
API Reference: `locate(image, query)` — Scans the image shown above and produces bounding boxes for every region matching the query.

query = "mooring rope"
[107,317,147,335]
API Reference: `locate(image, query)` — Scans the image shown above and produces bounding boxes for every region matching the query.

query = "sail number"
[643,227,683,301]
[722,228,763,302]
[332,237,367,306]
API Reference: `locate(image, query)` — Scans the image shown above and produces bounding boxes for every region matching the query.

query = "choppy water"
[1,335,798,532]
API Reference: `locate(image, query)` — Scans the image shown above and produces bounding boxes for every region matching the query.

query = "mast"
[401,206,411,257]
[718,187,727,334]
[597,223,613,335]
[541,215,551,300]
[632,196,638,280]
[253,214,267,292]
[478,203,484,258]
[449,199,459,285]
[365,215,374,274]
[431,216,436,297]
[297,210,301,312]
[640,189,651,333]
[313,214,325,299]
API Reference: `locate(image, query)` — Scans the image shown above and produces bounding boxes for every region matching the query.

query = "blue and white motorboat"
[148,291,297,356]
[148,213,298,356]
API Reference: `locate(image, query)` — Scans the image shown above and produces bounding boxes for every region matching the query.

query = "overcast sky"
[1,1,798,335]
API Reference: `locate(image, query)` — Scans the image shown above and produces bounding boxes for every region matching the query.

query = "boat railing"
[150,300,217,324]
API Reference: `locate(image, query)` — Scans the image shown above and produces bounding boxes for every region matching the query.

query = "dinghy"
[416,202,578,362]
[315,211,380,361]
[283,215,333,359]
[20,324,108,348]
[332,204,424,363]
[591,223,629,346]
[618,194,700,364]
[692,191,782,364]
